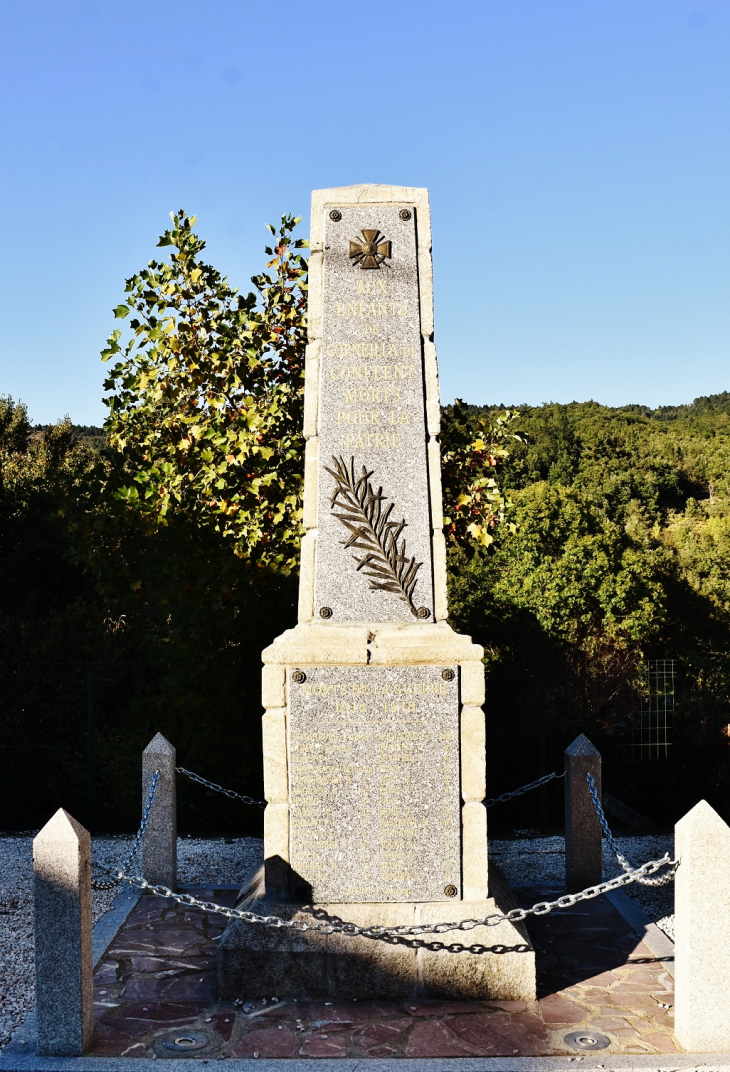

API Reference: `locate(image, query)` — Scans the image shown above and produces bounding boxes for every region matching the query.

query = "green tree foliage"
[448,399,730,825]
[440,400,522,551]
[102,211,308,572]
[4,205,730,832]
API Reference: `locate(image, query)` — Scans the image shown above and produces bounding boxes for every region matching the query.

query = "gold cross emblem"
[349,229,391,270]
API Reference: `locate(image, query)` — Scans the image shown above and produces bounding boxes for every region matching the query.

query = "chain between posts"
[485,770,564,807]
[96,853,677,937]
[585,772,677,888]
[91,769,160,891]
[175,766,267,809]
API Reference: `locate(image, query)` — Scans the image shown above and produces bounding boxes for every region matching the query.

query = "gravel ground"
[0,834,263,1052]
[492,832,675,939]
[0,831,673,1053]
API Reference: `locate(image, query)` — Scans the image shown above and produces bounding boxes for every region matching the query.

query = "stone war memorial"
[218,184,536,1000]
[12,184,730,1064]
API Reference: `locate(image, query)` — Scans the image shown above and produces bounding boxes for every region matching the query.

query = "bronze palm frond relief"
[324,455,422,617]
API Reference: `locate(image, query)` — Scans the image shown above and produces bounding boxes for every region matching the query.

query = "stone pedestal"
[219,893,534,1002]
[218,184,535,1001]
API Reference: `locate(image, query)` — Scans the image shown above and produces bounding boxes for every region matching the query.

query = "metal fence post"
[142,732,177,890]
[564,734,602,892]
[86,670,95,832]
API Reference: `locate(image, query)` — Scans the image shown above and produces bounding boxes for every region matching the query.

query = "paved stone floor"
[89,886,678,1059]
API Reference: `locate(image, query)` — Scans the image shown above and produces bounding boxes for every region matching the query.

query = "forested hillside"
[3,206,729,833]
[448,394,730,826]
[2,390,729,832]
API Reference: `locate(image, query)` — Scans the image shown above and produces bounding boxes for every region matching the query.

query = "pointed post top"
[143,732,175,757]
[33,808,90,851]
[676,798,730,839]
[565,733,599,757]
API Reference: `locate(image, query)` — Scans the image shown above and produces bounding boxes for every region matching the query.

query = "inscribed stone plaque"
[288,666,461,903]
[315,204,434,623]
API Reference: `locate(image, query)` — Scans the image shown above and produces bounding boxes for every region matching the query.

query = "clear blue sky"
[0,0,728,425]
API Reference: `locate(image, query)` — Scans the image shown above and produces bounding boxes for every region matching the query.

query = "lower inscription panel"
[288,665,461,903]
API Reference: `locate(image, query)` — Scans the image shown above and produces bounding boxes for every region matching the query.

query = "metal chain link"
[91,770,160,891]
[97,852,676,938]
[485,770,564,807]
[176,767,267,809]
[585,773,677,887]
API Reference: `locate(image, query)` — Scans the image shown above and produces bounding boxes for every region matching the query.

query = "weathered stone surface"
[314,202,434,623]
[261,708,287,803]
[217,900,328,1000]
[33,809,93,1055]
[460,660,486,705]
[564,733,602,892]
[261,664,286,708]
[141,732,176,889]
[415,901,535,1001]
[461,802,489,900]
[366,622,484,664]
[326,902,417,999]
[288,665,460,903]
[460,706,486,801]
[262,620,484,666]
[263,802,290,900]
[296,531,317,622]
[219,894,535,1000]
[674,799,730,1051]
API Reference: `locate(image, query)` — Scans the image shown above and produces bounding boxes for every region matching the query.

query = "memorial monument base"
[217,864,536,1002]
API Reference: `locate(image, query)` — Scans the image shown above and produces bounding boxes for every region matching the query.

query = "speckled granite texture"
[315,203,434,622]
[288,665,460,904]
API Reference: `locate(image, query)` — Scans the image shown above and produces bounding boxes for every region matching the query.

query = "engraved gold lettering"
[343,386,401,404]
[336,410,380,426]
[327,362,416,380]
[335,301,408,318]
[343,431,402,450]
[355,279,389,296]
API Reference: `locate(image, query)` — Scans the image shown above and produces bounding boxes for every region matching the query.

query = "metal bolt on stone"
[142,732,177,890]
[564,734,602,892]
[33,809,93,1056]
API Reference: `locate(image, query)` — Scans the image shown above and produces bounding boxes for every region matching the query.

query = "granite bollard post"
[674,799,730,1052]
[564,734,602,892]
[33,809,93,1056]
[142,732,176,890]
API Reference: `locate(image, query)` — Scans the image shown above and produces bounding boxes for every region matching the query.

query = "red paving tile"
[448,1010,548,1056]
[231,1025,297,1058]
[352,1017,412,1049]
[207,1011,236,1040]
[402,1000,488,1016]
[406,1019,473,1058]
[299,1034,348,1057]
[538,994,586,1024]
[114,1001,203,1023]
[88,885,681,1058]
[642,1031,679,1051]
